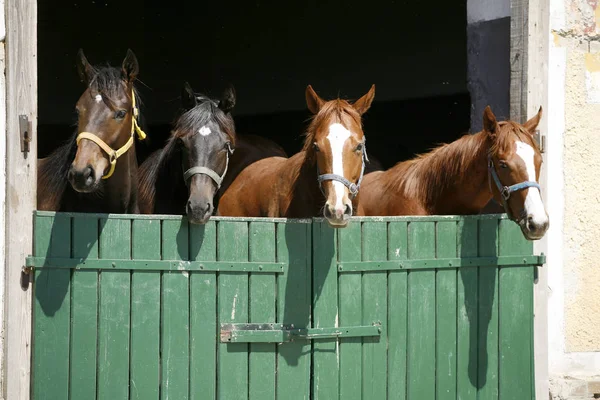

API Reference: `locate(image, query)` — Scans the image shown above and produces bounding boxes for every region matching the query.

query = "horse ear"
[353,84,376,115]
[219,84,236,113]
[181,82,197,110]
[122,49,139,83]
[76,49,94,84]
[523,106,542,134]
[483,106,499,137]
[306,85,325,114]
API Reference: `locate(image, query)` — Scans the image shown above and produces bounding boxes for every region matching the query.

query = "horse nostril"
[344,204,352,216]
[323,206,333,219]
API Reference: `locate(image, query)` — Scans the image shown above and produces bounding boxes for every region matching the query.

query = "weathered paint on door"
[29,211,543,400]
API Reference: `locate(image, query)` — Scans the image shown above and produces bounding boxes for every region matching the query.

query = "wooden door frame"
[1,0,550,398]
[3,0,37,399]
[510,0,550,398]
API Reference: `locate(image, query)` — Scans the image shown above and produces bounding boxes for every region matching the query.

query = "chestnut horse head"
[305,84,375,227]
[69,49,145,193]
[484,106,549,240]
[176,82,236,224]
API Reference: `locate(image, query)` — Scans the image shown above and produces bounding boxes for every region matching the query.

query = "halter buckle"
[501,186,511,201]
[109,151,118,164]
[226,142,235,155]
[348,183,358,196]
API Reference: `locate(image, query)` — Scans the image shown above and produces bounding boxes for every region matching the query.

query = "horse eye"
[313,143,320,152]
[114,110,127,120]
[356,143,364,152]
[499,161,509,169]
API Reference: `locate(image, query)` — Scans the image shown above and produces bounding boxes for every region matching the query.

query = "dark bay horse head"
[175,82,236,224]
[305,84,375,227]
[69,49,145,193]
[485,106,549,240]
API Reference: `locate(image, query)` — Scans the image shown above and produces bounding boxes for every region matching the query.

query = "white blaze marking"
[199,126,211,136]
[515,141,548,226]
[95,94,102,103]
[326,123,352,212]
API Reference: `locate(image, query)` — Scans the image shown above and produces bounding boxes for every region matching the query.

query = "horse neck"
[286,152,324,217]
[102,143,139,212]
[142,139,186,214]
[394,131,493,214]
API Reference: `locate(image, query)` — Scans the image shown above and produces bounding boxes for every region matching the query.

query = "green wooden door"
[29,211,543,400]
[309,216,541,400]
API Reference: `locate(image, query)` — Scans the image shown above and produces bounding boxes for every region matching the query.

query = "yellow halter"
[76,90,147,179]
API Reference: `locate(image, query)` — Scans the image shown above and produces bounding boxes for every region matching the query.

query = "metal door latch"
[19,115,31,153]
[220,322,382,343]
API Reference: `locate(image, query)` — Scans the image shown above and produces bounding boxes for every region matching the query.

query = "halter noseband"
[183,142,234,190]
[488,154,541,222]
[76,90,147,180]
[317,144,368,199]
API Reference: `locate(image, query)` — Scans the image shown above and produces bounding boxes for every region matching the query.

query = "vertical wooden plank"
[276,222,311,400]
[457,219,478,400]
[406,221,435,400]
[32,214,71,400]
[248,221,276,400]
[5,0,37,397]
[70,216,99,400]
[130,219,161,400]
[478,218,500,400]
[218,220,249,400]
[97,218,131,400]
[435,221,458,400]
[312,221,338,400]
[387,221,408,400]
[498,219,534,400]
[510,0,529,123]
[190,221,217,400]
[361,221,388,400]
[338,222,362,400]
[161,219,190,400]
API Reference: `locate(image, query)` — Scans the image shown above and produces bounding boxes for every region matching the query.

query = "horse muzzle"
[68,164,99,193]
[520,214,550,241]
[186,197,214,224]
[324,202,352,228]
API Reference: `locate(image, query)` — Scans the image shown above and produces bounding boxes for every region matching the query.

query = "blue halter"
[488,154,541,221]
[317,144,368,199]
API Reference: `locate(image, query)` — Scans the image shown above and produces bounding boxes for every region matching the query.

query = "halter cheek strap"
[183,143,234,190]
[317,144,368,199]
[76,90,147,180]
[488,154,541,222]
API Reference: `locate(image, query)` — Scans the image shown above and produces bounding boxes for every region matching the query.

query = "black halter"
[183,142,235,189]
[488,154,541,222]
[316,144,368,199]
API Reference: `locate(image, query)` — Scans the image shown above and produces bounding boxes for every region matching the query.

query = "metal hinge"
[19,115,32,153]
[220,322,382,343]
[533,129,545,153]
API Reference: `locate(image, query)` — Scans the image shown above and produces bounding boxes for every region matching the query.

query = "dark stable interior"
[38,0,469,171]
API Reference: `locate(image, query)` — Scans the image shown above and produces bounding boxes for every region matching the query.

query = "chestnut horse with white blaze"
[360,106,549,240]
[218,84,375,227]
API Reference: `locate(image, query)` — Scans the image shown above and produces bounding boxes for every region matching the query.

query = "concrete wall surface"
[549,0,600,398]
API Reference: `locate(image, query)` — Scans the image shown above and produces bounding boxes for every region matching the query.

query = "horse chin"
[325,217,350,229]
[519,224,547,241]
[68,175,102,194]
[187,213,212,225]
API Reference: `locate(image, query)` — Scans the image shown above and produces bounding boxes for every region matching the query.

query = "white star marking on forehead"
[95,94,102,103]
[199,126,211,136]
